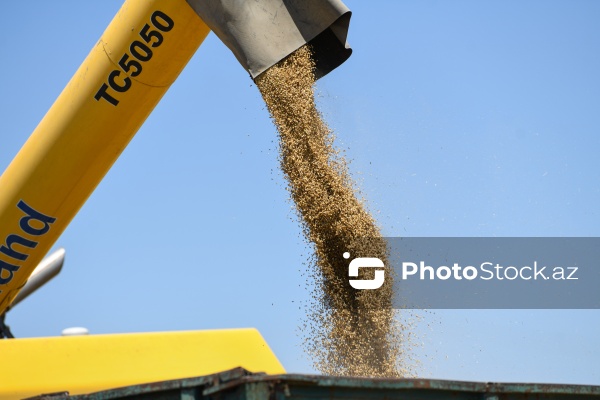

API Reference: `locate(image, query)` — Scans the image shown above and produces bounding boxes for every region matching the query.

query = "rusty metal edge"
[60,368,600,400]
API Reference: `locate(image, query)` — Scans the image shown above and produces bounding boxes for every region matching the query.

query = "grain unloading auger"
[0,0,351,313]
[0,0,350,397]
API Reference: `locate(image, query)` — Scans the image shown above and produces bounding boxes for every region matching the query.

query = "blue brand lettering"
[0,260,19,285]
[0,201,56,287]
[0,234,37,261]
[17,200,57,236]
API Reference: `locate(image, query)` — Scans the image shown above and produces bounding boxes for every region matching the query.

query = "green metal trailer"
[27,368,600,400]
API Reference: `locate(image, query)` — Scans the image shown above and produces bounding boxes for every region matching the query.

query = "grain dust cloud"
[256,45,405,377]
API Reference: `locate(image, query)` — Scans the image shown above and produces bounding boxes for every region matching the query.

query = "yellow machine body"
[0,0,210,312]
[0,329,285,399]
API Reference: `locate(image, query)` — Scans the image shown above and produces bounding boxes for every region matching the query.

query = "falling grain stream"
[256,46,403,377]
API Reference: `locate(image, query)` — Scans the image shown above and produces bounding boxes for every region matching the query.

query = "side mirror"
[10,248,65,309]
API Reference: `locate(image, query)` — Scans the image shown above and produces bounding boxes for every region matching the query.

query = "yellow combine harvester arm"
[0,0,210,312]
[0,0,351,315]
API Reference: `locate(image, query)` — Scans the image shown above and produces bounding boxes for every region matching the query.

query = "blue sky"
[1,1,599,384]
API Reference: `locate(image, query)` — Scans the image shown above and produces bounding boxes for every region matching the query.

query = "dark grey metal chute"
[185,0,352,79]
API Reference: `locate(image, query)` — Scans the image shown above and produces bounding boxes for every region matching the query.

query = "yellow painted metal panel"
[0,0,210,312]
[0,329,285,399]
